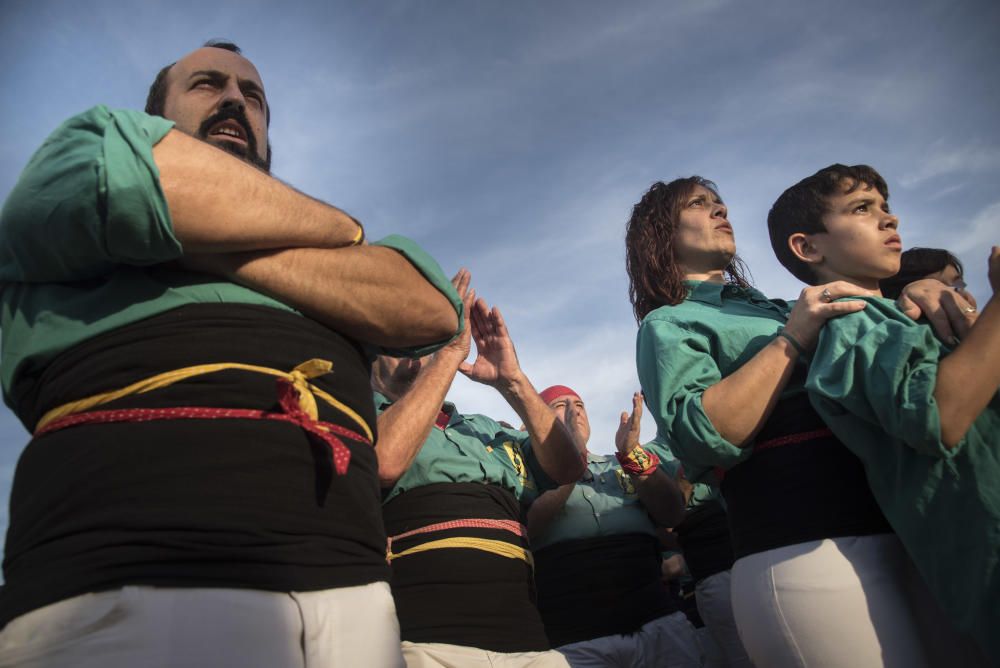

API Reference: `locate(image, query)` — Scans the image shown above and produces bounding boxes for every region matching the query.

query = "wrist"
[433,345,468,366]
[776,327,810,360]
[495,369,529,397]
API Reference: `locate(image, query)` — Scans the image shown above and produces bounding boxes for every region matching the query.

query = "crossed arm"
[153,129,458,347]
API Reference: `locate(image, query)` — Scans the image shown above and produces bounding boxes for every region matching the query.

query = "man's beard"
[197,107,271,173]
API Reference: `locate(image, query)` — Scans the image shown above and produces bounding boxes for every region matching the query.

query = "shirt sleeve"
[0,106,179,282]
[367,234,464,358]
[636,316,750,482]
[806,299,954,458]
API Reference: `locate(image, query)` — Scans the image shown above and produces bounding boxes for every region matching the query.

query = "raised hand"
[615,392,644,456]
[458,298,523,388]
[437,268,475,362]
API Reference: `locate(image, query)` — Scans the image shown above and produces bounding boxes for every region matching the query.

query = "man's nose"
[219,82,247,111]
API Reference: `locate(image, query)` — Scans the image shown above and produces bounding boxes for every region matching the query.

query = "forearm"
[154,130,362,252]
[375,350,465,487]
[498,373,585,484]
[192,245,458,347]
[934,295,1000,447]
[635,469,686,527]
[526,483,576,539]
[701,336,800,447]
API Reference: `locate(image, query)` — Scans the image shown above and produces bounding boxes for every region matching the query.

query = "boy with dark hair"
[767,164,1000,664]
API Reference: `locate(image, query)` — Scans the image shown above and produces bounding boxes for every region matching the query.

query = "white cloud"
[899,144,1000,189]
[951,200,1000,254]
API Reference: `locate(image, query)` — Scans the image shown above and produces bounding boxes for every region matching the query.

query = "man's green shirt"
[373,391,557,505]
[0,106,463,414]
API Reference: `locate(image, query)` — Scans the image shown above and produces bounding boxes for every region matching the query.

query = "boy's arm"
[933,247,1000,447]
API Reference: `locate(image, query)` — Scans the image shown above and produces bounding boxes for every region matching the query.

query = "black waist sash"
[382,482,549,652]
[534,533,677,647]
[721,393,891,559]
[2,304,386,630]
[674,499,734,584]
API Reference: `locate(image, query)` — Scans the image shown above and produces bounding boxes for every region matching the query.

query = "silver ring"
[963,306,977,314]
[820,288,833,303]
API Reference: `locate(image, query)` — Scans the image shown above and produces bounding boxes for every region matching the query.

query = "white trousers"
[555,611,702,667]
[694,571,753,667]
[730,535,931,668]
[401,641,571,667]
[0,582,404,668]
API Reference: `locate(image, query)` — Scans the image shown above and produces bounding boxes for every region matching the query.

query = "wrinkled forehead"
[168,47,266,95]
[547,394,585,408]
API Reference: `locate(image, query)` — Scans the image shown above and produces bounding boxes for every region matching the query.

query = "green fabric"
[0,106,462,411]
[374,391,558,504]
[806,297,1000,661]
[530,452,664,551]
[636,280,800,482]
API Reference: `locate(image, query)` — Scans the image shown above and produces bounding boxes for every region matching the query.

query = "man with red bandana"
[0,41,461,667]
[527,386,701,667]
[371,269,585,667]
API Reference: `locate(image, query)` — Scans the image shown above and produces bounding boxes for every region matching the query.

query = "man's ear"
[788,233,824,267]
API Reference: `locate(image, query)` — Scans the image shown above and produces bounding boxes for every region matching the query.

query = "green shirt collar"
[683,279,781,309]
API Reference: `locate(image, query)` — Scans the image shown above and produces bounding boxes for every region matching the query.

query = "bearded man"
[0,40,461,667]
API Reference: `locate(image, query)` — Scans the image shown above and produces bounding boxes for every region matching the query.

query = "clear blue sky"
[1,0,998,550]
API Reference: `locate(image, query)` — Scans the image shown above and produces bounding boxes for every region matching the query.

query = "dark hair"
[625,176,752,322]
[767,164,889,285]
[144,40,269,126]
[879,247,964,299]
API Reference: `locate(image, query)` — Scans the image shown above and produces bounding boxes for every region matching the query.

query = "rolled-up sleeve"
[637,316,749,481]
[368,234,464,358]
[0,106,179,283]
[807,301,953,458]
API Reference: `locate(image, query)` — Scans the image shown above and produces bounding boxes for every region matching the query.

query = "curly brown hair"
[625,177,752,323]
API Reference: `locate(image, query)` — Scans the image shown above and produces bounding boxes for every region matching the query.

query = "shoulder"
[55,106,174,141]
[826,296,923,335]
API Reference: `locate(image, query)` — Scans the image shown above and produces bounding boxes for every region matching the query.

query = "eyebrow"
[188,69,266,100]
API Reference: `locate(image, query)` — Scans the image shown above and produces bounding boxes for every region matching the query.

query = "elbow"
[427,298,460,342]
[377,466,404,490]
[376,453,408,489]
[938,423,966,450]
[937,403,973,451]
[389,289,458,348]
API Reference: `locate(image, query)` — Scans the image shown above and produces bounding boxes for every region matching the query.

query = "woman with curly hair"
[624,176,958,667]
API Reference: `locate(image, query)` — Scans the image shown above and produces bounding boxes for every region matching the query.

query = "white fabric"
[730,535,930,668]
[694,570,753,667]
[555,611,701,667]
[0,582,403,668]
[401,641,570,667]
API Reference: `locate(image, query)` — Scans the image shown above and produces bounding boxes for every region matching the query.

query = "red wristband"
[616,445,660,476]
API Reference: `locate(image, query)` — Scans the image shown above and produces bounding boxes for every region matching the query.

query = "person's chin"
[210,138,250,159]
